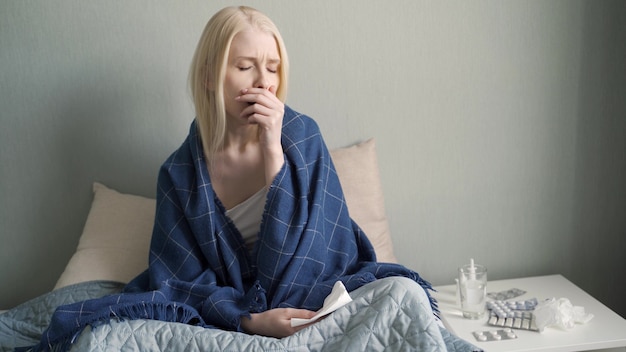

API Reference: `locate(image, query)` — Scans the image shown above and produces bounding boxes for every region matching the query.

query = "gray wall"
[1,1,624,318]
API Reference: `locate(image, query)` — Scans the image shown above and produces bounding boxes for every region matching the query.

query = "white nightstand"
[433,275,626,352]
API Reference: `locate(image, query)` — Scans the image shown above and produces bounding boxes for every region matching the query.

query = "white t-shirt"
[225,188,267,253]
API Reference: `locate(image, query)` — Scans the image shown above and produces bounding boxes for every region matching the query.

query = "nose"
[255,71,270,90]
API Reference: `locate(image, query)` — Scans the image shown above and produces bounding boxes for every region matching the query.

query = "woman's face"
[223,28,281,123]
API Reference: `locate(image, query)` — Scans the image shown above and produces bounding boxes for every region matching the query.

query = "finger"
[285,308,318,319]
[241,101,284,124]
[237,87,269,99]
[239,87,280,103]
[241,104,274,122]
[243,86,276,95]
[248,93,281,111]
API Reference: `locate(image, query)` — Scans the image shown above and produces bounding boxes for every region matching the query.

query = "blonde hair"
[189,6,289,161]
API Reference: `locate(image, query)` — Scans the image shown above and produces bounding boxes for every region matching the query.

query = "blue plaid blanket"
[32,106,436,351]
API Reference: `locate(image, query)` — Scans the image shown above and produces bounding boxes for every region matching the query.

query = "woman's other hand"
[240,307,317,338]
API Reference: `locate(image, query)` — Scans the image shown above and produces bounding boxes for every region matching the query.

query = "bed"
[0,139,480,351]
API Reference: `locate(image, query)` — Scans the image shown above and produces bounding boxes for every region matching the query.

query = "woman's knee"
[351,276,430,306]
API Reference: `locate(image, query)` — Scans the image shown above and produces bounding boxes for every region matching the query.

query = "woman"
[140,5,319,337]
[32,6,444,349]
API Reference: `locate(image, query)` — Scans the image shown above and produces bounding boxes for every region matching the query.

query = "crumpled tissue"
[533,297,594,332]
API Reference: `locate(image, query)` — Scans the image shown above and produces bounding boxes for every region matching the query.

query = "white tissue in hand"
[533,297,594,331]
[290,281,353,327]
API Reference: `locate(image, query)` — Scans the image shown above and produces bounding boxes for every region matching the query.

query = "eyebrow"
[234,56,281,64]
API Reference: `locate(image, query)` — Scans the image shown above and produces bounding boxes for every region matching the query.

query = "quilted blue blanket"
[21,107,452,350]
[0,280,481,351]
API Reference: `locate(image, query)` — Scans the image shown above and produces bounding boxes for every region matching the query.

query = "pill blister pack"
[486,298,539,331]
[487,288,527,300]
[487,310,539,331]
[472,328,518,342]
[487,298,538,318]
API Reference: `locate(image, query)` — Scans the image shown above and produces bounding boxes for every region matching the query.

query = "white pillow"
[54,139,396,289]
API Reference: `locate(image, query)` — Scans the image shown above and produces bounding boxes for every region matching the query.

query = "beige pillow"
[54,183,155,289]
[331,139,396,263]
[54,139,396,289]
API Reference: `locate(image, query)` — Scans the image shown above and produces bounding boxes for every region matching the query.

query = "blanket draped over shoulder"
[33,106,437,350]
